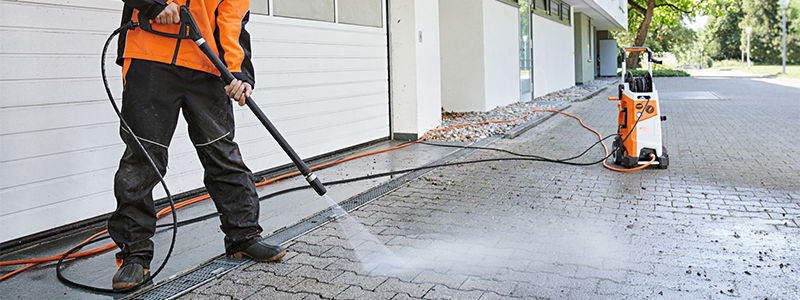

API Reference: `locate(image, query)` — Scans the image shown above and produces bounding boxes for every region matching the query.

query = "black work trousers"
[108,59,262,268]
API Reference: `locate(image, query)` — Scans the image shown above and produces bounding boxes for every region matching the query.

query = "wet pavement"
[180,73,800,299]
[0,139,467,299]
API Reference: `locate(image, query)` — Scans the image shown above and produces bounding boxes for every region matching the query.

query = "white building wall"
[0,0,390,242]
[438,0,485,112]
[482,0,520,110]
[414,1,442,133]
[389,0,442,137]
[532,12,575,98]
[389,0,419,135]
[439,0,518,112]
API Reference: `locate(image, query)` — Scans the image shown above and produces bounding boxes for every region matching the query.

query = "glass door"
[519,0,533,101]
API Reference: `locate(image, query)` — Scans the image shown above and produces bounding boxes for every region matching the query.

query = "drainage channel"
[123,137,497,300]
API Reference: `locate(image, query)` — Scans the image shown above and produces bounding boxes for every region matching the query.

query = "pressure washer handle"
[180,7,327,196]
[621,47,661,64]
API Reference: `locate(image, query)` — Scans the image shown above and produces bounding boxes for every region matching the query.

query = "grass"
[711,60,800,79]
[617,69,690,77]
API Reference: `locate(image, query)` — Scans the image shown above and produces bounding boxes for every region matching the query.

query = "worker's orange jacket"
[116,0,254,86]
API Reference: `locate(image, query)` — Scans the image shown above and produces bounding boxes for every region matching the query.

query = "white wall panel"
[532,13,575,98]
[482,0,519,110]
[0,0,389,242]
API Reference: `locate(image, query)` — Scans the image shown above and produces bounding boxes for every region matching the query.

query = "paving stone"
[459,277,517,296]
[476,291,523,300]
[184,76,800,299]
[422,285,484,300]
[324,257,369,275]
[288,278,350,299]
[289,241,334,256]
[195,279,258,299]
[334,285,397,300]
[410,270,469,290]
[244,287,309,300]
[391,293,424,300]
[239,270,305,289]
[287,253,337,269]
[291,264,345,283]
[244,260,301,276]
[330,270,388,290]
[375,278,434,298]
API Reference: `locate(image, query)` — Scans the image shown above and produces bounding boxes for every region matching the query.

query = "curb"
[574,84,611,102]
[503,102,571,139]
[504,83,613,140]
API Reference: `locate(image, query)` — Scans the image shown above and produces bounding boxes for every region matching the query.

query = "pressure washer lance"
[139,6,327,196]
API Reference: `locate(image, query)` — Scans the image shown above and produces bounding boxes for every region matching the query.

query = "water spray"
[3,7,666,292]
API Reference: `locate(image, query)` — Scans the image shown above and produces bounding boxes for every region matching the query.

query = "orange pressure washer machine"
[608,47,669,169]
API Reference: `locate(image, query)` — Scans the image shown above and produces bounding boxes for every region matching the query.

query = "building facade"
[0,0,626,244]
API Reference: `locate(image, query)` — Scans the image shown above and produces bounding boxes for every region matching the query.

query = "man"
[109,0,285,290]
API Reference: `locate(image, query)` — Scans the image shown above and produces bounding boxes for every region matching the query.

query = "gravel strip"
[426,80,612,142]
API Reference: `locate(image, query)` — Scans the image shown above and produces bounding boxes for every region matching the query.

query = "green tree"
[704,0,743,60]
[740,0,800,64]
[615,19,699,66]
[626,0,729,68]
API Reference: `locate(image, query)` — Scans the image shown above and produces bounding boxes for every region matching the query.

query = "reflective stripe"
[120,127,169,149]
[195,131,230,147]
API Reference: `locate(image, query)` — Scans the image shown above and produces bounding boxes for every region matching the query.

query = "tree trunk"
[628,0,655,69]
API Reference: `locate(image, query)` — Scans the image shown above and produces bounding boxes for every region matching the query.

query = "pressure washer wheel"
[612,136,623,165]
[657,146,669,169]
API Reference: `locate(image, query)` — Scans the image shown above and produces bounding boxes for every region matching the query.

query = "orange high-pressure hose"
[0,108,654,281]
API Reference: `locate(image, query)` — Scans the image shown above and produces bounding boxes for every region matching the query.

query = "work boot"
[228,239,286,262]
[112,263,150,290]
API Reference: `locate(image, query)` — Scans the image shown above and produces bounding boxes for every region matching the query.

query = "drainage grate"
[123,137,496,300]
[124,257,248,300]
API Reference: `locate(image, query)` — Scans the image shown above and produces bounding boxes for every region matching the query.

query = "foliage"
[614,19,697,54]
[704,0,744,60]
[617,69,691,77]
[621,0,731,68]
[738,0,800,64]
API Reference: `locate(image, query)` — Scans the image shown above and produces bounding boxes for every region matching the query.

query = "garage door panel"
[254,41,387,59]
[0,2,389,242]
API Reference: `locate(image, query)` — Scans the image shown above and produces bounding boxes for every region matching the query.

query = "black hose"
[146,132,619,232]
[56,21,650,294]
[418,134,616,163]
[56,22,179,294]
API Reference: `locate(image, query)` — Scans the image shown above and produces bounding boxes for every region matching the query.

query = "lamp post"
[746,27,752,70]
[780,0,791,74]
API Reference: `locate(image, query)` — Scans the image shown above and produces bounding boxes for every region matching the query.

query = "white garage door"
[0,0,389,243]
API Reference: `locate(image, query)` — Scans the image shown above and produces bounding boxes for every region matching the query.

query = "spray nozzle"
[306,173,327,196]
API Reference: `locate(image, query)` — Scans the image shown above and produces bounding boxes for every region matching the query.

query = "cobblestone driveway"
[182,75,800,299]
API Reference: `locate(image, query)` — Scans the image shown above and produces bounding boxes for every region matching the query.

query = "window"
[251,0,268,15]
[252,0,384,27]
[532,0,569,25]
[273,0,335,22]
[548,0,558,16]
[533,0,547,13]
[338,0,383,27]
